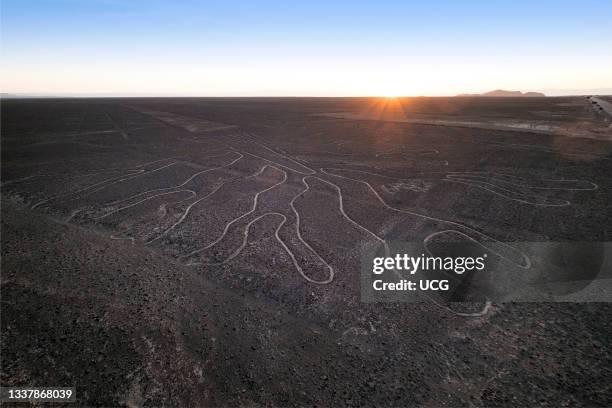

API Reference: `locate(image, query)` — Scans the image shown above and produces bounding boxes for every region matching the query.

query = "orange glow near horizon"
[359,97,410,153]
[365,97,407,121]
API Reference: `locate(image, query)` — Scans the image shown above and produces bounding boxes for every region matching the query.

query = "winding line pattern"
[106,151,242,207]
[181,165,288,259]
[320,167,531,269]
[24,107,601,317]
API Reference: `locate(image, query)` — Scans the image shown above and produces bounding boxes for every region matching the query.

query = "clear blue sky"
[2,0,611,96]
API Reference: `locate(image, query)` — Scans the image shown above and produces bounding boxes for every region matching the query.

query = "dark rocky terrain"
[2,97,611,406]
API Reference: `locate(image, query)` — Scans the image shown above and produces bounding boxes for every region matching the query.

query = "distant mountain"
[0,93,22,99]
[457,89,546,97]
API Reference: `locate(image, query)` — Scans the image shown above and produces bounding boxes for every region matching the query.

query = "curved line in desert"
[423,228,530,274]
[187,212,334,285]
[444,179,571,207]
[64,208,83,223]
[247,133,317,173]
[79,162,179,198]
[107,151,241,206]
[30,157,186,209]
[94,189,198,220]
[190,212,280,265]
[272,213,334,285]
[286,178,336,283]
[488,141,612,160]
[133,156,185,168]
[317,167,440,182]
[72,169,141,178]
[31,169,145,209]
[312,175,493,315]
[7,157,184,190]
[446,172,598,190]
[243,151,316,175]
[3,158,180,189]
[320,167,531,269]
[144,177,240,245]
[424,293,493,317]
[180,165,288,259]
[304,176,389,252]
[110,234,135,244]
[1,174,58,186]
[375,148,440,157]
[145,160,270,245]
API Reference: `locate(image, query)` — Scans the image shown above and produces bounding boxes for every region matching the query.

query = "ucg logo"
[420,280,449,291]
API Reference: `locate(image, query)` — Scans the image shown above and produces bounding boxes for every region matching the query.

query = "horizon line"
[3,88,612,99]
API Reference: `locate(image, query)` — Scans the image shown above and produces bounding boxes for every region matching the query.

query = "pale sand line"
[243,151,316,175]
[30,156,183,209]
[242,133,317,175]
[375,148,440,157]
[94,189,197,220]
[317,167,594,205]
[445,172,598,190]
[31,169,145,209]
[320,168,531,269]
[110,234,135,244]
[1,174,58,187]
[78,162,179,198]
[144,177,240,245]
[104,111,130,140]
[187,212,326,286]
[132,108,238,133]
[180,165,288,260]
[144,157,262,245]
[4,157,179,189]
[315,112,607,139]
[306,176,388,250]
[287,177,335,283]
[312,173,492,315]
[107,152,242,206]
[487,141,612,159]
[444,178,570,206]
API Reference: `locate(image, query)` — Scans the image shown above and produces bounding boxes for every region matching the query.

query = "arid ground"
[2,97,611,406]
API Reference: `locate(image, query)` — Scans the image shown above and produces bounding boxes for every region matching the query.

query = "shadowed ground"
[2,97,611,406]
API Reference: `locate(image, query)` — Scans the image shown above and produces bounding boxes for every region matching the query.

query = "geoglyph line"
[244,133,317,175]
[1,174,58,187]
[186,211,335,285]
[444,178,571,207]
[375,148,440,157]
[144,160,261,245]
[30,157,183,209]
[94,189,198,220]
[107,151,242,206]
[31,169,145,209]
[183,170,390,284]
[445,172,598,190]
[104,111,130,140]
[87,108,537,316]
[78,162,179,198]
[144,180,236,245]
[303,176,389,252]
[3,157,180,189]
[180,165,288,259]
[110,234,136,244]
[320,167,531,269]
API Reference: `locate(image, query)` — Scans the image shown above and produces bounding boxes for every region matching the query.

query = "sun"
[363,95,406,121]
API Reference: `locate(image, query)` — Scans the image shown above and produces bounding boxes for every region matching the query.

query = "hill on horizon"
[457,89,546,97]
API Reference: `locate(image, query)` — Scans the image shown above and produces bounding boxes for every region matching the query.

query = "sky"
[1,0,611,96]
